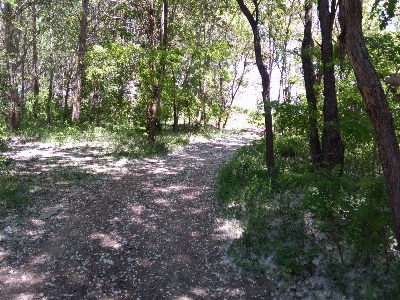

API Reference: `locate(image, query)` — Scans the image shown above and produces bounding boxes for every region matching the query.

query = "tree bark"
[236,0,274,172]
[339,0,400,245]
[4,3,21,129]
[302,0,323,168]
[318,0,344,174]
[72,0,89,125]
[146,0,160,143]
[32,2,40,120]
[46,28,54,126]
[63,69,72,125]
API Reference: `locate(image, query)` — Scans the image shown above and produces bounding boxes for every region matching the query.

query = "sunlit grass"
[14,123,232,159]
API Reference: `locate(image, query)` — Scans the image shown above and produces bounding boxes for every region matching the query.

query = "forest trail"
[0,129,271,299]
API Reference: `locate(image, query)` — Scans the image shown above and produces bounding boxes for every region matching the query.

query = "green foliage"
[217,137,313,274]
[217,132,399,296]
[365,32,400,78]
[274,98,310,136]
[0,160,30,212]
[371,0,399,29]
[346,176,393,260]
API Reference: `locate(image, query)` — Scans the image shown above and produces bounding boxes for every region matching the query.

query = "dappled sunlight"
[2,140,134,176]
[0,267,44,298]
[10,293,39,300]
[0,132,262,299]
[29,218,46,227]
[214,218,243,241]
[152,197,172,206]
[90,232,124,250]
[190,286,208,296]
[176,296,194,300]
[129,204,145,215]
[180,191,202,201]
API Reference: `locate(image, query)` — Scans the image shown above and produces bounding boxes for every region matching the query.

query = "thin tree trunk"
[32,2,40,120]
[63,73,71,125]
[46,29,54,126]
[318,0,344,174]
[146,0,160,143]
[72,0,89,125]
[46,68,53,125]
[173,97,178,132]
[339,0,400,245]
[302,0,322,168]
[171,70,180,132]
[237,0,274,172]
[4,3,21,129]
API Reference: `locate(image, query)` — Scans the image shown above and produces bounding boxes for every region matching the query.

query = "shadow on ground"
[0,133,270,299]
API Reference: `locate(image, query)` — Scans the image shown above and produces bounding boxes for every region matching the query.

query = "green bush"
[217,134,399,296]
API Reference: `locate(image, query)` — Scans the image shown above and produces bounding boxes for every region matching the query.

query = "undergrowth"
[216,134,400,299]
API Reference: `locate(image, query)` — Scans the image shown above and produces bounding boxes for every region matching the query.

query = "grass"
[14,123,231,159]
[216,134,400,299]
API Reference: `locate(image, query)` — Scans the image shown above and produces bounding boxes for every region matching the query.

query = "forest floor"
[0,117,281,299]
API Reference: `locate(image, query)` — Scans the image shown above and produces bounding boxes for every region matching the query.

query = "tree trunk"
[47,29,54,126]
[318,0,344,174]
[173,97,179,132]
[63,64,73,125]
[302,0,323,168]
[146,0,160,143]
[338,0,400,245]
[4,3,21,129]
[63,76,71,125]
[72,0,89,125]
[46,68,53,125]
[32,2,40,120]
[236,0,274,172]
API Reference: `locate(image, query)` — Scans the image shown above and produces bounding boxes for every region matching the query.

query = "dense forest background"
[2,0,400,297]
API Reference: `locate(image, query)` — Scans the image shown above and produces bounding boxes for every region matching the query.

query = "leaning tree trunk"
[318,0,344,174]
[72,0,89,125]
[338,0,400,246]
[237,0,274,172]
[302,0,323,168]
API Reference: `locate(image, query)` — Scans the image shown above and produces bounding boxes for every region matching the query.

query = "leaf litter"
[0,128,350,299]
[0,130,278,299]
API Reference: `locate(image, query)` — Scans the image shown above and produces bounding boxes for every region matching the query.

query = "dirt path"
[0,131,271,300]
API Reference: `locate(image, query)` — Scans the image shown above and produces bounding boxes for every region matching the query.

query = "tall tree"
[32,1,40,120]
[338,0,400,245]
[4,2,22,129]
[146,0,161,143]
[46,27,54,125]
[301,0,323,168]
[72,0,89,125]
[236,0,274,172]
[318,0,344,174]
